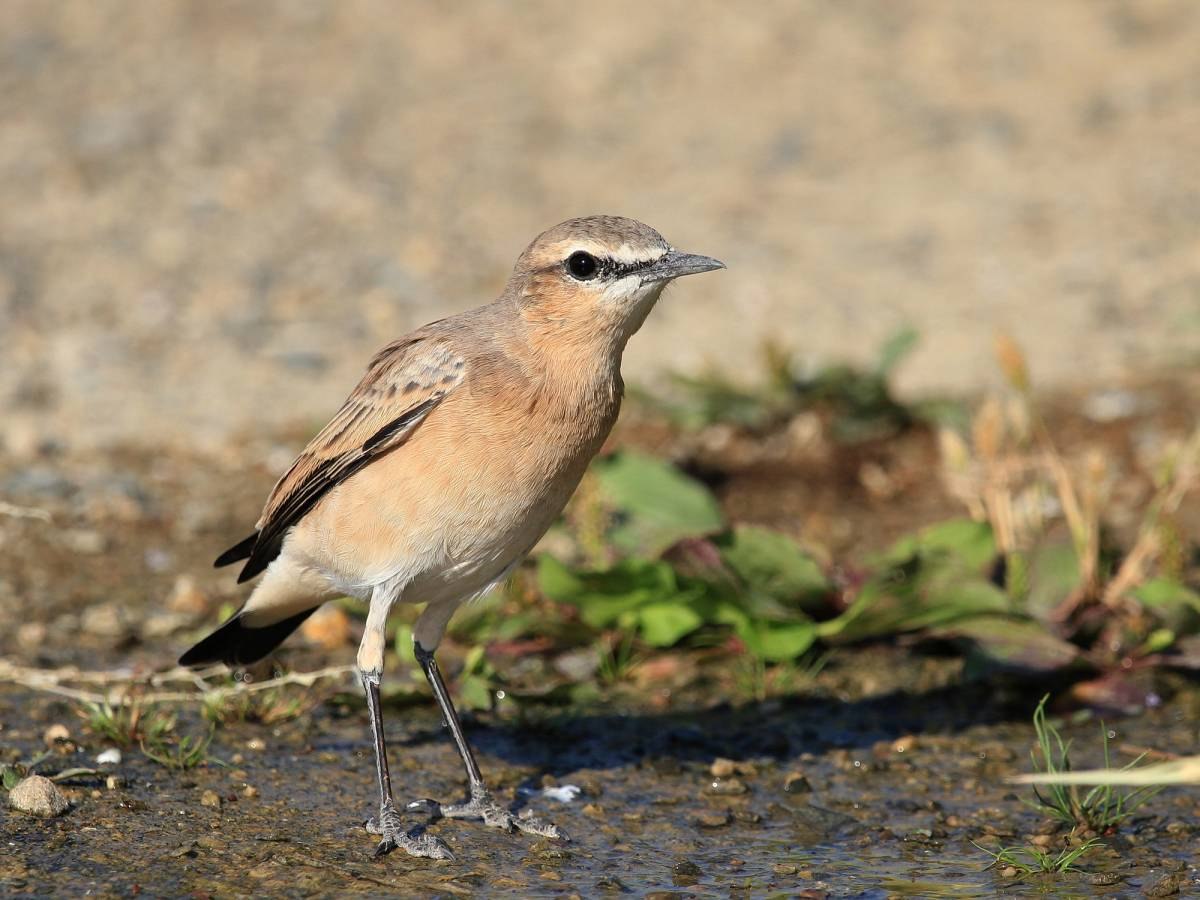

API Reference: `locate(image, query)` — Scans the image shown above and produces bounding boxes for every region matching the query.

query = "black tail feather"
[214,532,259,568]
[178,607,319,667]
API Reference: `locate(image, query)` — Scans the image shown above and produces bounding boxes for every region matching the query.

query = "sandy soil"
[2,0,1199,453]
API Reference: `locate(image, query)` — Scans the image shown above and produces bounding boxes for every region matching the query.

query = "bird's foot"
[365,799,454,860]
[421,785,568,840]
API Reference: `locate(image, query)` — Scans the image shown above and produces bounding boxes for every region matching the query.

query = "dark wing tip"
[214,532,259,569]
[179,608,319,667]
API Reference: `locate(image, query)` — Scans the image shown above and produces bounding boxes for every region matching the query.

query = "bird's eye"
[566,251,599,280]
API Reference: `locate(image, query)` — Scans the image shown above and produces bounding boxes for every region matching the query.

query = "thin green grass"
[974,837,1103,875]
[1025,695,1162,832]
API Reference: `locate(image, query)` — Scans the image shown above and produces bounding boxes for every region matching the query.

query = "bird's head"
[508,215,724,351]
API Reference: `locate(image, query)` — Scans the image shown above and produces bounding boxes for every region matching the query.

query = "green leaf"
[538,555,682,630]
[715,526,830,614]
[823,575,1009,644]
[1134,579,1200,612]
[592,451,724,556]
[1134,578,1200,634]
[637,602,705,647]
[875,326,920,377]
[747,621,818,662]
[883,518,996,571]
[936,615,1081,676]
[1024,542,1081,623]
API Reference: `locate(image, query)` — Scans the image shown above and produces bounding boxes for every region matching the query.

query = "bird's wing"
[220,334,465,583]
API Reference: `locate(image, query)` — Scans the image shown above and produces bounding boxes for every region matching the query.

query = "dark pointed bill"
[641,249,726,284]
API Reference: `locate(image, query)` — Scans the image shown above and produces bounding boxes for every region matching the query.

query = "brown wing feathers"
[214,336,464,583]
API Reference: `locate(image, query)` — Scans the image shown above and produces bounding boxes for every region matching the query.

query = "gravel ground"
[3,0,1199,453]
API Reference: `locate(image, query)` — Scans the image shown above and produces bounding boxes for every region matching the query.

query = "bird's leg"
[357,590,449,857]
[413,641,567,840]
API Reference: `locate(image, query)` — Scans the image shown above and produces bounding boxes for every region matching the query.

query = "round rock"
[9,775,69,817]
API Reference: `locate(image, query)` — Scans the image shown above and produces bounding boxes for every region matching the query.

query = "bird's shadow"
[391,676,1057,779]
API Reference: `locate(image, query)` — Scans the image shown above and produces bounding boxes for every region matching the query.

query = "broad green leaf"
[715,526,830,614]
[883,518,996,571]
[593,451,724,555]
[938,615,1080,676]
[1134,579,1200,612]
[823,575,1008,644]
[1134,578,1200,634]
[749,621,818,662]
[637,602,705,647]
[1024,542,1081,623]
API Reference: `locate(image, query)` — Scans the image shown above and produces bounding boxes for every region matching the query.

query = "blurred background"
[4,3,1200,893]
[3,0,1198,452]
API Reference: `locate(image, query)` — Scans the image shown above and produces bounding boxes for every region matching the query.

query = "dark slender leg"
[365,674,396,803]
[360,668,453,860]
[413,643,567,840]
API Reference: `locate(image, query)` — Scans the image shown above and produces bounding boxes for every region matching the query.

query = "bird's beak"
[640,249,726,284]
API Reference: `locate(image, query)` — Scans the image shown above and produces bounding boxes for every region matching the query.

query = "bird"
[179,215,724,860]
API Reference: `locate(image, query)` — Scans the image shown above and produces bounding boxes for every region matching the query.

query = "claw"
[437,786,568,841]
[366,801,454,861]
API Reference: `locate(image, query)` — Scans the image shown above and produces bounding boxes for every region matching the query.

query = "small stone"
[105,775,125,791]
[242,785,259,799]
[710,757,736,778]
[42,724,71,747]
[784,771,813,794]
[16,622,47,651]
[96,748,122,766]
[772,863,798,876]
[707,777,747,795]
[892,735,918,754]
[1000,866,1019,878]
[166,575,211,616]
[581,803,605,820]
[140,611,193,639]
[62,528,106,555]
[8,775,69,817]
[300,605,353,650]
[80,602,126,638]
[246,738,266,752]
[1144,874,1181,897]
[200,789,222,808]
[694,810,731,828]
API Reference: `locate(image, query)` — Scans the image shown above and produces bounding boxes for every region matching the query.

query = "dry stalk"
[0,660,356,706]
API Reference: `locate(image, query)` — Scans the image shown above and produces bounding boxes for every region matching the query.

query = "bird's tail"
[179,607,318,667]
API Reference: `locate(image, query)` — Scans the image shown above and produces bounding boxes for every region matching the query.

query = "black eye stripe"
[556,252,666,281]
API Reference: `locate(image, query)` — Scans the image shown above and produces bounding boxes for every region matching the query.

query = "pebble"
[772,863,798,875]
[242,785,259,799]
[166,575,211,616]
[784,771,813,794]
[542,784,581,803]
[694,810,731,828]
[149,611,200,640]
[8,775,69,817]
[62,528,106,555]
[79,602,126,638]
[96,748,122,766]
[300,605,353,649]
[105,775,125,790]
[707,777,748,796]
[200,789,222,808]
[1144,874,1181,897]
[710,757,736,777]
[16,622,47,651]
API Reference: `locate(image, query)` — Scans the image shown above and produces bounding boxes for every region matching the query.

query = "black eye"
[567,251,599,280]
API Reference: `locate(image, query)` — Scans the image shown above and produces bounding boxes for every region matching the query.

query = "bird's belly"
[299,433,596,603]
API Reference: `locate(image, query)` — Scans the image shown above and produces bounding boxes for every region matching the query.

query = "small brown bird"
[180,215,723,859]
